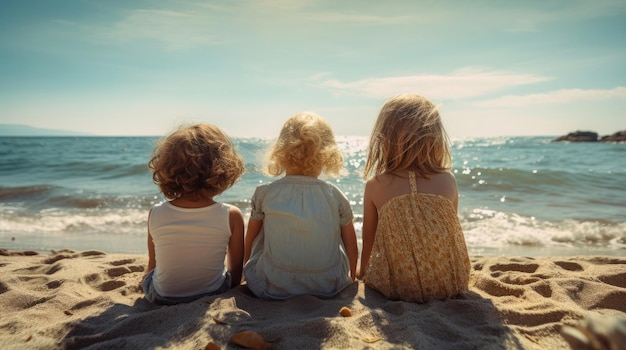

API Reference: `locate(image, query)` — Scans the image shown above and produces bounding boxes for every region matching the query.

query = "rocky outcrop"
[554,131,598,142]
[554,130,626,142]
[600,130,626,142]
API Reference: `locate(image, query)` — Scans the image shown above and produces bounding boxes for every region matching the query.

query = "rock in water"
[554,131,598,142]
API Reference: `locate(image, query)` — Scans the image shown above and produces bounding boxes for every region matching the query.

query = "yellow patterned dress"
[364,172,471,303]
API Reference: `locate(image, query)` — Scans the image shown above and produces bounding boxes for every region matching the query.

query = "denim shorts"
[142,270,231,305]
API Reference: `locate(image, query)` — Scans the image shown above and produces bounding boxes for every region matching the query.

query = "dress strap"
[408,171,418,194]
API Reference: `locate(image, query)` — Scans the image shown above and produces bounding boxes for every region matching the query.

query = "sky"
[0,0,625,138]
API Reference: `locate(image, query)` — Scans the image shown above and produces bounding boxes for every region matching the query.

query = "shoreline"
[1,249,625,349]
[3,232,625,258]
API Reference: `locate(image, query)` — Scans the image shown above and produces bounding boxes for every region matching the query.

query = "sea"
[1,136,624,257]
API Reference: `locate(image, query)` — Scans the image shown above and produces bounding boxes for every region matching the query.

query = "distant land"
[0,124,91,136]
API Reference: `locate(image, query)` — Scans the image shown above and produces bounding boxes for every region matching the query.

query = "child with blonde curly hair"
[359,94,470,303]
[243,112,358,300]
[143,123,246,305]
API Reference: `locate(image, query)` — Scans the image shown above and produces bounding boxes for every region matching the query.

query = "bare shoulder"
[432,171,457,184]
[365,173,392,195]
[226,204,244,235]
[366,173,411,209]
[227,204,243,216]
[426,171,458,202]
[367,173,398,187]
[223,203,244,223]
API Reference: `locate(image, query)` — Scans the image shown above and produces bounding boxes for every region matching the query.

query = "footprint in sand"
[105,262,144,278]
[81,250,106,257]
[0,281,8,294]
[46,280,64,289]
[553,261,583,271]
[598,272,626,288]
[70,299,101,311]
[106,266,134,278]
[487,261,541,287]
[499,306,569,327]
[43,250,105,266]
[472,262,484,271]
[81,258,144,293]
[530,281,553,298]
[476,260,552,297]
[22,296,55,309]
[83,272,128,292]
[98,280,127,292]
[489,262,539,274]
[109,258,135,266]
[84,273,100,284]
[475,277,525,298]
[46,263,63,275]
[43,254,73,264]
[591,290,626,313]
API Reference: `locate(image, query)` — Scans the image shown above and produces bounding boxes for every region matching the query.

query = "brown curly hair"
[265,112,344,178]
[149,124,245,200]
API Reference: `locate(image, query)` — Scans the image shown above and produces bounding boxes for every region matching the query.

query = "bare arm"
[227,206,245,288]
[145,234,156,278]
[244,218,263,263]
[144,208,156,279]
[340,219,358,281]
[359,180,378,278]
[450,173,459,213]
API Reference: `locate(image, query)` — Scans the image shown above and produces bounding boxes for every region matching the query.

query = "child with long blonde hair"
[143,124,245,305]
[359,94,470,303]
[244,112,358,300]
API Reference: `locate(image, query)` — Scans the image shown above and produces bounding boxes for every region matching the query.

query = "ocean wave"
[0,208,148,236]
[344,211,625,254]
[0,185,56,200]
[2,203,624,255]
[98,163,151,180]
[455,166,618,192]
[460,208,626,251]
[0,185,159,211]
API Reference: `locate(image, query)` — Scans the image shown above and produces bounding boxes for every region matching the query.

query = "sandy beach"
[0,249,624,350]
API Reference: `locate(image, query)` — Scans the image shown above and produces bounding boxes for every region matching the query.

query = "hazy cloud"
[107,8,227,50]
[313,68,552,100]
[474,87,626,107]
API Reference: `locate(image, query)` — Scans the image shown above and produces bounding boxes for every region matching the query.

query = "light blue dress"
[244,175,354,300]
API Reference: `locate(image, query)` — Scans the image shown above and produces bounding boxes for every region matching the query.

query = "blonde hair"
[265,112,344,178]
[149,123,245,200]
[364,94,452,179]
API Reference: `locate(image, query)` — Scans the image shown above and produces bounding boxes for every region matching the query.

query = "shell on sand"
[230,330,271,350]
[339,306,352,317]
[204,341,220,350]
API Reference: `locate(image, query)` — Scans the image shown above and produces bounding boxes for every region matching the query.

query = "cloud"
[245,0,316,11]
[102,2,439,51]
[307,13,422,24]
[107,8,227,50]
[474,87,626,107]
[475,1,626,33]
[98,0,626,51]
[312,68,552,100]
[244,0,435,24]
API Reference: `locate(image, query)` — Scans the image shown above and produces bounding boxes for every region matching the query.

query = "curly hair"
[149,124,245,200]
[265,112,344,178]
[364,94,452,180]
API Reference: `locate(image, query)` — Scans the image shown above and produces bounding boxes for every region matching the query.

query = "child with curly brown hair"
[243,112,358,300]
[143,123,246,305]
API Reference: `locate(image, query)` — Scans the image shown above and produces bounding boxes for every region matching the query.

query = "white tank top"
[148,201,232,297]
